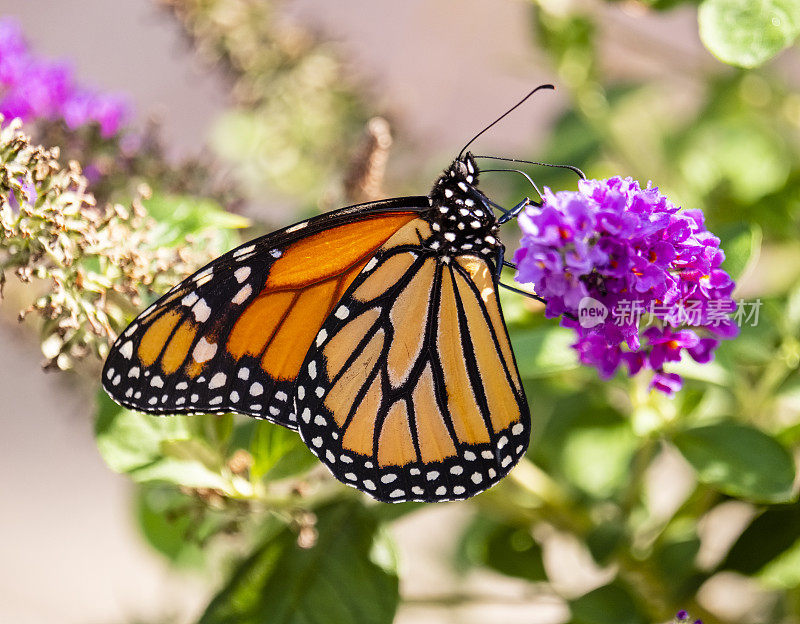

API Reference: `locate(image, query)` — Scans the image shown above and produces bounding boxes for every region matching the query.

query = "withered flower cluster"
[0,118,224,370]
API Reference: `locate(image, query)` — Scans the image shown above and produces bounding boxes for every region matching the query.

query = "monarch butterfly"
[102,86,572,503]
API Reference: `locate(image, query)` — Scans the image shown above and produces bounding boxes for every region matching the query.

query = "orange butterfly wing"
[293,219,530,502]
[102,200,428,428]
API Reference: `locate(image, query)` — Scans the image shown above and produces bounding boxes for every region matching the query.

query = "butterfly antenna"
[481,168,544,201]
[457,84,554,160]
[474,155,586,180]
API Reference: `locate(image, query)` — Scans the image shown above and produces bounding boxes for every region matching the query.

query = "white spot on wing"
[192,337,217,363]
[234,266,251,283]
[119,341,133,359]
[182,292,199,307]
[192,299,211,322]
[232,284,252,305]
[209,372,226,389]
[286,222,308,234]
[233,244,255,258]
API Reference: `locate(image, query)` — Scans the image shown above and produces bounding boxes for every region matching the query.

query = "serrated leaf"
[199,501,399,624]
[673,422,796,502]
[699,0,800,67]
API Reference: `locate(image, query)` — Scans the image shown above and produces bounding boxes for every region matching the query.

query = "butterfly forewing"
[294,218,531,502]
[102,200,428,428]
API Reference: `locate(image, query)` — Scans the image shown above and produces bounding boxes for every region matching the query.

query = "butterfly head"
[427,152,501,259]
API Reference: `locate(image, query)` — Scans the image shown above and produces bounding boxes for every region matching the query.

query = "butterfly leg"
[497,197,539,225]
[498,281,547,304]
[496,252,548,304]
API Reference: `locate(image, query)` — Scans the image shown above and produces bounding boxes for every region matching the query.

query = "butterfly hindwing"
[294,218,531,501]
[102,199,428,428]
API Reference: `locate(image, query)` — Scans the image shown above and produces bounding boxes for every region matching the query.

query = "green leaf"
[673,422,796,503]
[199,501,399,624]
[95,391,191,473]
[652,520,707,601]
[511,326,579,378]
[457,516,547,582]
[699,0,800,67]
[135,484,206,568]
[723,502,800,575]
[718,223,763,282]
[569,583,648,624]
[94,392,228,489]
[142,193,249,249]
[561,424,638,499]
[586,521,625,565]
[250,422,317,482]
[679,116,790,203]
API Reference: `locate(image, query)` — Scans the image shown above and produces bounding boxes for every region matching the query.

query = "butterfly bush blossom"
[0,18,127,136]
[514,177,738,395]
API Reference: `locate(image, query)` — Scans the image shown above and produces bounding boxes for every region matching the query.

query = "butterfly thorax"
[425,153,502,261]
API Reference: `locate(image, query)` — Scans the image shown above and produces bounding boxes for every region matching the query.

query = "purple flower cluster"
[0,18,128,136]
[514,176,738,395]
